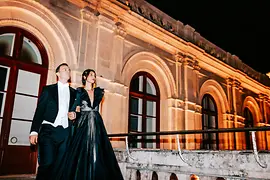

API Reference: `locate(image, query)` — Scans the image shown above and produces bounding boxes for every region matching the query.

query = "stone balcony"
[115,148,270,180]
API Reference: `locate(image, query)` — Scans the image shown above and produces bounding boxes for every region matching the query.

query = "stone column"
[232,79,242,150]
[258,93,267,150]
[101,23,128,148]
[165,54,184,150]
[192,60,202,149]
[179,55,198,149]
[180,55,189,149]
[226,78,234,149]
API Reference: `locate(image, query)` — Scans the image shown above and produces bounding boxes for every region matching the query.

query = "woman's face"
[86,71,96,84]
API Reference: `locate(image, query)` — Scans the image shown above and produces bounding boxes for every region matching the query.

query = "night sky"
[145,0,269,74]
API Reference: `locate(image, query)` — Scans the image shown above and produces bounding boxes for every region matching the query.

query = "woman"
[57,69,124,180]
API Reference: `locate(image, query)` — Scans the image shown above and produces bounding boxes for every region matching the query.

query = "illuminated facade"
[0,0,269,178]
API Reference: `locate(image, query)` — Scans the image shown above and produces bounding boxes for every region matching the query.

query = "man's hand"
[29,135,38,145]
[68,112,76,120]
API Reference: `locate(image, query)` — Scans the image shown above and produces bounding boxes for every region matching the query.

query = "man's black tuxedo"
[30,83,76,133]
[30,83,76,180]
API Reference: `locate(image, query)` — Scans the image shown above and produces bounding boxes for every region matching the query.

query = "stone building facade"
[0,0,269,177]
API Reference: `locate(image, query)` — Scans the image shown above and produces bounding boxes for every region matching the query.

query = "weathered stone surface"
[114,149,270,179]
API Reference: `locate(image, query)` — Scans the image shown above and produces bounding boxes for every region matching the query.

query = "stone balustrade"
[115,149,270,179]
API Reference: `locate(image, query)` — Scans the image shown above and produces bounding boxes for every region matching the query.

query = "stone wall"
[38,0,270,150]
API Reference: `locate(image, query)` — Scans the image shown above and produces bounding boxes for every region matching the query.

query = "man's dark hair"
[55,63,69,73]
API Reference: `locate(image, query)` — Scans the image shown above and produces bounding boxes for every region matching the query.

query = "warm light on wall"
[267,72,270,78]
[190,174,200,180]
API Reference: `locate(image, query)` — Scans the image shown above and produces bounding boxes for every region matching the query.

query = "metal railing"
[108,126,270,168]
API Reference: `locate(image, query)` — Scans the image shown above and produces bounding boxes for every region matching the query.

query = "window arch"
[128,72,160,148]
[244,107,253,150]
[201,94,219,150]
[136,170,141,180]
[170,173,178,180]
[216,177,225,180]
[152,171,158,180]
[0,26,48,66]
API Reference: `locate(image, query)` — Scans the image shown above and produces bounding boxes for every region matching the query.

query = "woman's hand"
[68,112,76,120]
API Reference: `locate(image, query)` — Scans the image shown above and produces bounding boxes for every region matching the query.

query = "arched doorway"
[128,72,160,148]
[0,26,48,174]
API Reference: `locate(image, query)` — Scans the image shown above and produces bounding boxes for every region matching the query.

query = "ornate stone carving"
[178,101,184,109]
[259,93,269,101]
[232,79,241,89]
[195,105,201,113]
[174,53,200,71]
[192,60,200,71]
[174,52,185,62]
[114,22,127,38]
[81,6,99,23]
[226,78,233,86]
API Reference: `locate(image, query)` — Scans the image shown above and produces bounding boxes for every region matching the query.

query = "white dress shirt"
[30,81,70,135]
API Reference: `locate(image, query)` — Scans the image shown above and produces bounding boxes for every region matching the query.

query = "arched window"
[136,170,141,180]
[128,72,160,148]
[201,94,218,150]
[170,173,178,180]
[0,26,48,174]
[244,107,253,150]
[152,171,158,180]
[0,26,48,65]
[216,177,225,180]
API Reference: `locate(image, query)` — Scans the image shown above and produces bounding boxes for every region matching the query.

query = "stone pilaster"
[112,22,127,82]
[178,54,198,149]
[78,7,99,70]
[232,79,242,149]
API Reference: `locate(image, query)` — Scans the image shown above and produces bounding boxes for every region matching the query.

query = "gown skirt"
[56,87,124,180]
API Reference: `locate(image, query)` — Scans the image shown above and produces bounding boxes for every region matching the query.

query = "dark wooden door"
[0,27,48,175]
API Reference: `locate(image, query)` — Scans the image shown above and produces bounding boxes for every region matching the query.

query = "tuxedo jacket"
[30,83,76,133]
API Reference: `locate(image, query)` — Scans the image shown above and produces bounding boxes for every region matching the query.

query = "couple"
[29,63,124,180]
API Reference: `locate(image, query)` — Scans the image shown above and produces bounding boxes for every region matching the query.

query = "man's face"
[56,65,70,82]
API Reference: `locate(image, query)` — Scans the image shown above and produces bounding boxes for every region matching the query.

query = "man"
[29,63,76,180]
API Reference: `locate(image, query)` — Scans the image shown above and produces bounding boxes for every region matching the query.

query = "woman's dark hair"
[82,69,96,85]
